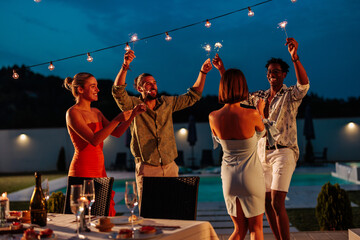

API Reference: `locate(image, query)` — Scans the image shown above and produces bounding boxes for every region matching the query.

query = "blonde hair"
[63,72,94,98]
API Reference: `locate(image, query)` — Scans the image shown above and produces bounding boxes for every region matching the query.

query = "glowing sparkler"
[130,33,138,50]
[203,44,212,57]
[214,42,223,52]
[278,21,288,39]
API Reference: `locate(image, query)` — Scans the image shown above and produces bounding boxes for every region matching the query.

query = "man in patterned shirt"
[112,50,213,199]
[213,38,309,240]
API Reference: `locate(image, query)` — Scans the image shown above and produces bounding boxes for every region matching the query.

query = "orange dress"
[68,122,116,216]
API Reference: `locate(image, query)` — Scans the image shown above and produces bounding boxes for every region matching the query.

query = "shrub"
[315,182,353,230]
[47,191,65,213]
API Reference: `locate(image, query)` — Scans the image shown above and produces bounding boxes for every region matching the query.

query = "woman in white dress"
[209,68,266,240]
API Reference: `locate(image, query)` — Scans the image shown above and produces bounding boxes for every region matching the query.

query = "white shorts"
[261,148,296,192]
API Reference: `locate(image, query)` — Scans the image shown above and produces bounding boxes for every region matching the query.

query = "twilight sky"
[1,0,359,99]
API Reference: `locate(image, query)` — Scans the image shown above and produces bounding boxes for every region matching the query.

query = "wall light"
[179,128,187,135]
[16,133,30,146]
[344,121,359,136]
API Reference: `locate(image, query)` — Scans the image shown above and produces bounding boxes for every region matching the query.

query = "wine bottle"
[30,172,47,226]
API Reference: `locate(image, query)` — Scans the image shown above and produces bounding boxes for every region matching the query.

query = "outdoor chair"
[140,176,200,220]
[63,176,114,216]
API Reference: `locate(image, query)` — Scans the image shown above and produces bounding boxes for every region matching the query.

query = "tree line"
[1,65,359,129]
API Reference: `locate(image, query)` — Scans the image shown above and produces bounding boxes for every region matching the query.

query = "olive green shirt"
[112,84,202,166]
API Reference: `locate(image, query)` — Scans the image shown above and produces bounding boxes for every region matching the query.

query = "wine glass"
[70,185,86,239]
[82,180,95,228]
[125,181,138,232]
[42,178,51,221]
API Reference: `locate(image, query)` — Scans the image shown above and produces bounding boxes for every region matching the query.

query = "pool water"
[110,173,354,202]
[56,173,354,203]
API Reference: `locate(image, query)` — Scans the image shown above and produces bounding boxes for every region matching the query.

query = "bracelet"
[122,64,130,71]
[292,55,300,63]
[200,70,207,75]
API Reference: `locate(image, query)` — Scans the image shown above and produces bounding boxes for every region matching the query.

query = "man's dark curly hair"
[265,58,290,73]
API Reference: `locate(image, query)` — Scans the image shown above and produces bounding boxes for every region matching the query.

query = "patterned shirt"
[248,82,310,160]
[112,84,202,166]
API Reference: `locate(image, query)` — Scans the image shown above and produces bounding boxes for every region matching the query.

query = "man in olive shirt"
[112,50,212,197]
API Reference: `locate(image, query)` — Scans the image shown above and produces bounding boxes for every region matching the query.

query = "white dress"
[213,130,266,218]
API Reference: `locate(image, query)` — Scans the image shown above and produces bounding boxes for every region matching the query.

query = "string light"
[205,20,211,28]
[48,61,55,71]
[291,0,297,2]
[165,32,172,41]
[17,0,273,77]
[248,7,254,17]
[12,69,19,79]
[125,42,131,51]
[34,0,41,2]
[86,53,93,62]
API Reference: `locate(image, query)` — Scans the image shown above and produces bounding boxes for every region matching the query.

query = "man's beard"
[144,91,158,100]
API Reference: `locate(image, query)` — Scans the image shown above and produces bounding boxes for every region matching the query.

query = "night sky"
[1,0,359,99]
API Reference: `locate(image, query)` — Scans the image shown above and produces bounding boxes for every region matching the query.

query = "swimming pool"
[111,172,354,202]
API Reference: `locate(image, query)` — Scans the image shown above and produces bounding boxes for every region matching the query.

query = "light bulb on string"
[125,42,131,51]
[205,20,211,28]
[12,69,19,79]
[291,0,297,2]
[165,32,172,41]
[87,53,93,62]
[48,61,55,71]
[34,0,41,2]
[247,7,254,17]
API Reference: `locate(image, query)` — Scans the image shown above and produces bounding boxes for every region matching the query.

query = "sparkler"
[278,21,288,39]
[203,44,212,57]
[214,42,223,53]
[130,33,138,50]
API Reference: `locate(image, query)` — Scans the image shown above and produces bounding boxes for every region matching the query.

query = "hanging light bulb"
[205,19,211,28]
[34,0,41,2]
[291,0,297,2]
[247,7,254,17]
[48,61,55,71]
[87,53,93,62]
[165,32,172,41]
[12,69,19,79]
[125,42,131,51]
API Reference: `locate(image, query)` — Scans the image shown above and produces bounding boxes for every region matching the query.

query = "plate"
[108,216,144,225]
[109,229,163,239]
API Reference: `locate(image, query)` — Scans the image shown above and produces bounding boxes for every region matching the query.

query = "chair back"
[140,176,200,220]
[64,176,114,216]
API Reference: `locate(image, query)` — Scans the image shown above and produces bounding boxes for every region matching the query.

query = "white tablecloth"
[13,214,219,240]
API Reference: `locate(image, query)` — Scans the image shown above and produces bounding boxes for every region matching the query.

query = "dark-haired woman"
[64,72,146,216]
[209,68,265,240]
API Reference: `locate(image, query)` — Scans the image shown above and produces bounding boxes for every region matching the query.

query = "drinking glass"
[70,185,86,239]
[125,181,138,231]
[82,180,95,227]
[42,178,51,221]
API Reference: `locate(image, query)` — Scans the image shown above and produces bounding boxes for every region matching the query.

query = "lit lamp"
[125,42,131,51]
[247,7,254,17]
[12,69,19,79]
[87,53,93,62]
[48,61,55,71]
[165,32,172,41]
[205,19,211,28]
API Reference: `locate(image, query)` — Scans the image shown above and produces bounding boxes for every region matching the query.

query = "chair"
[201,149,214,168]
[140,176,200,220]
[64,176,114,216]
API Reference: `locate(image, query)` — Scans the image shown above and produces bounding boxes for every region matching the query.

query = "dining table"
[5,213,219,240]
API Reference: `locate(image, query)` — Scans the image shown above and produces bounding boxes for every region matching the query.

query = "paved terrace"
[8,170,360,239]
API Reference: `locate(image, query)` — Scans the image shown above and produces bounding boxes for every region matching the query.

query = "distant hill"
[1,65,359,129]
